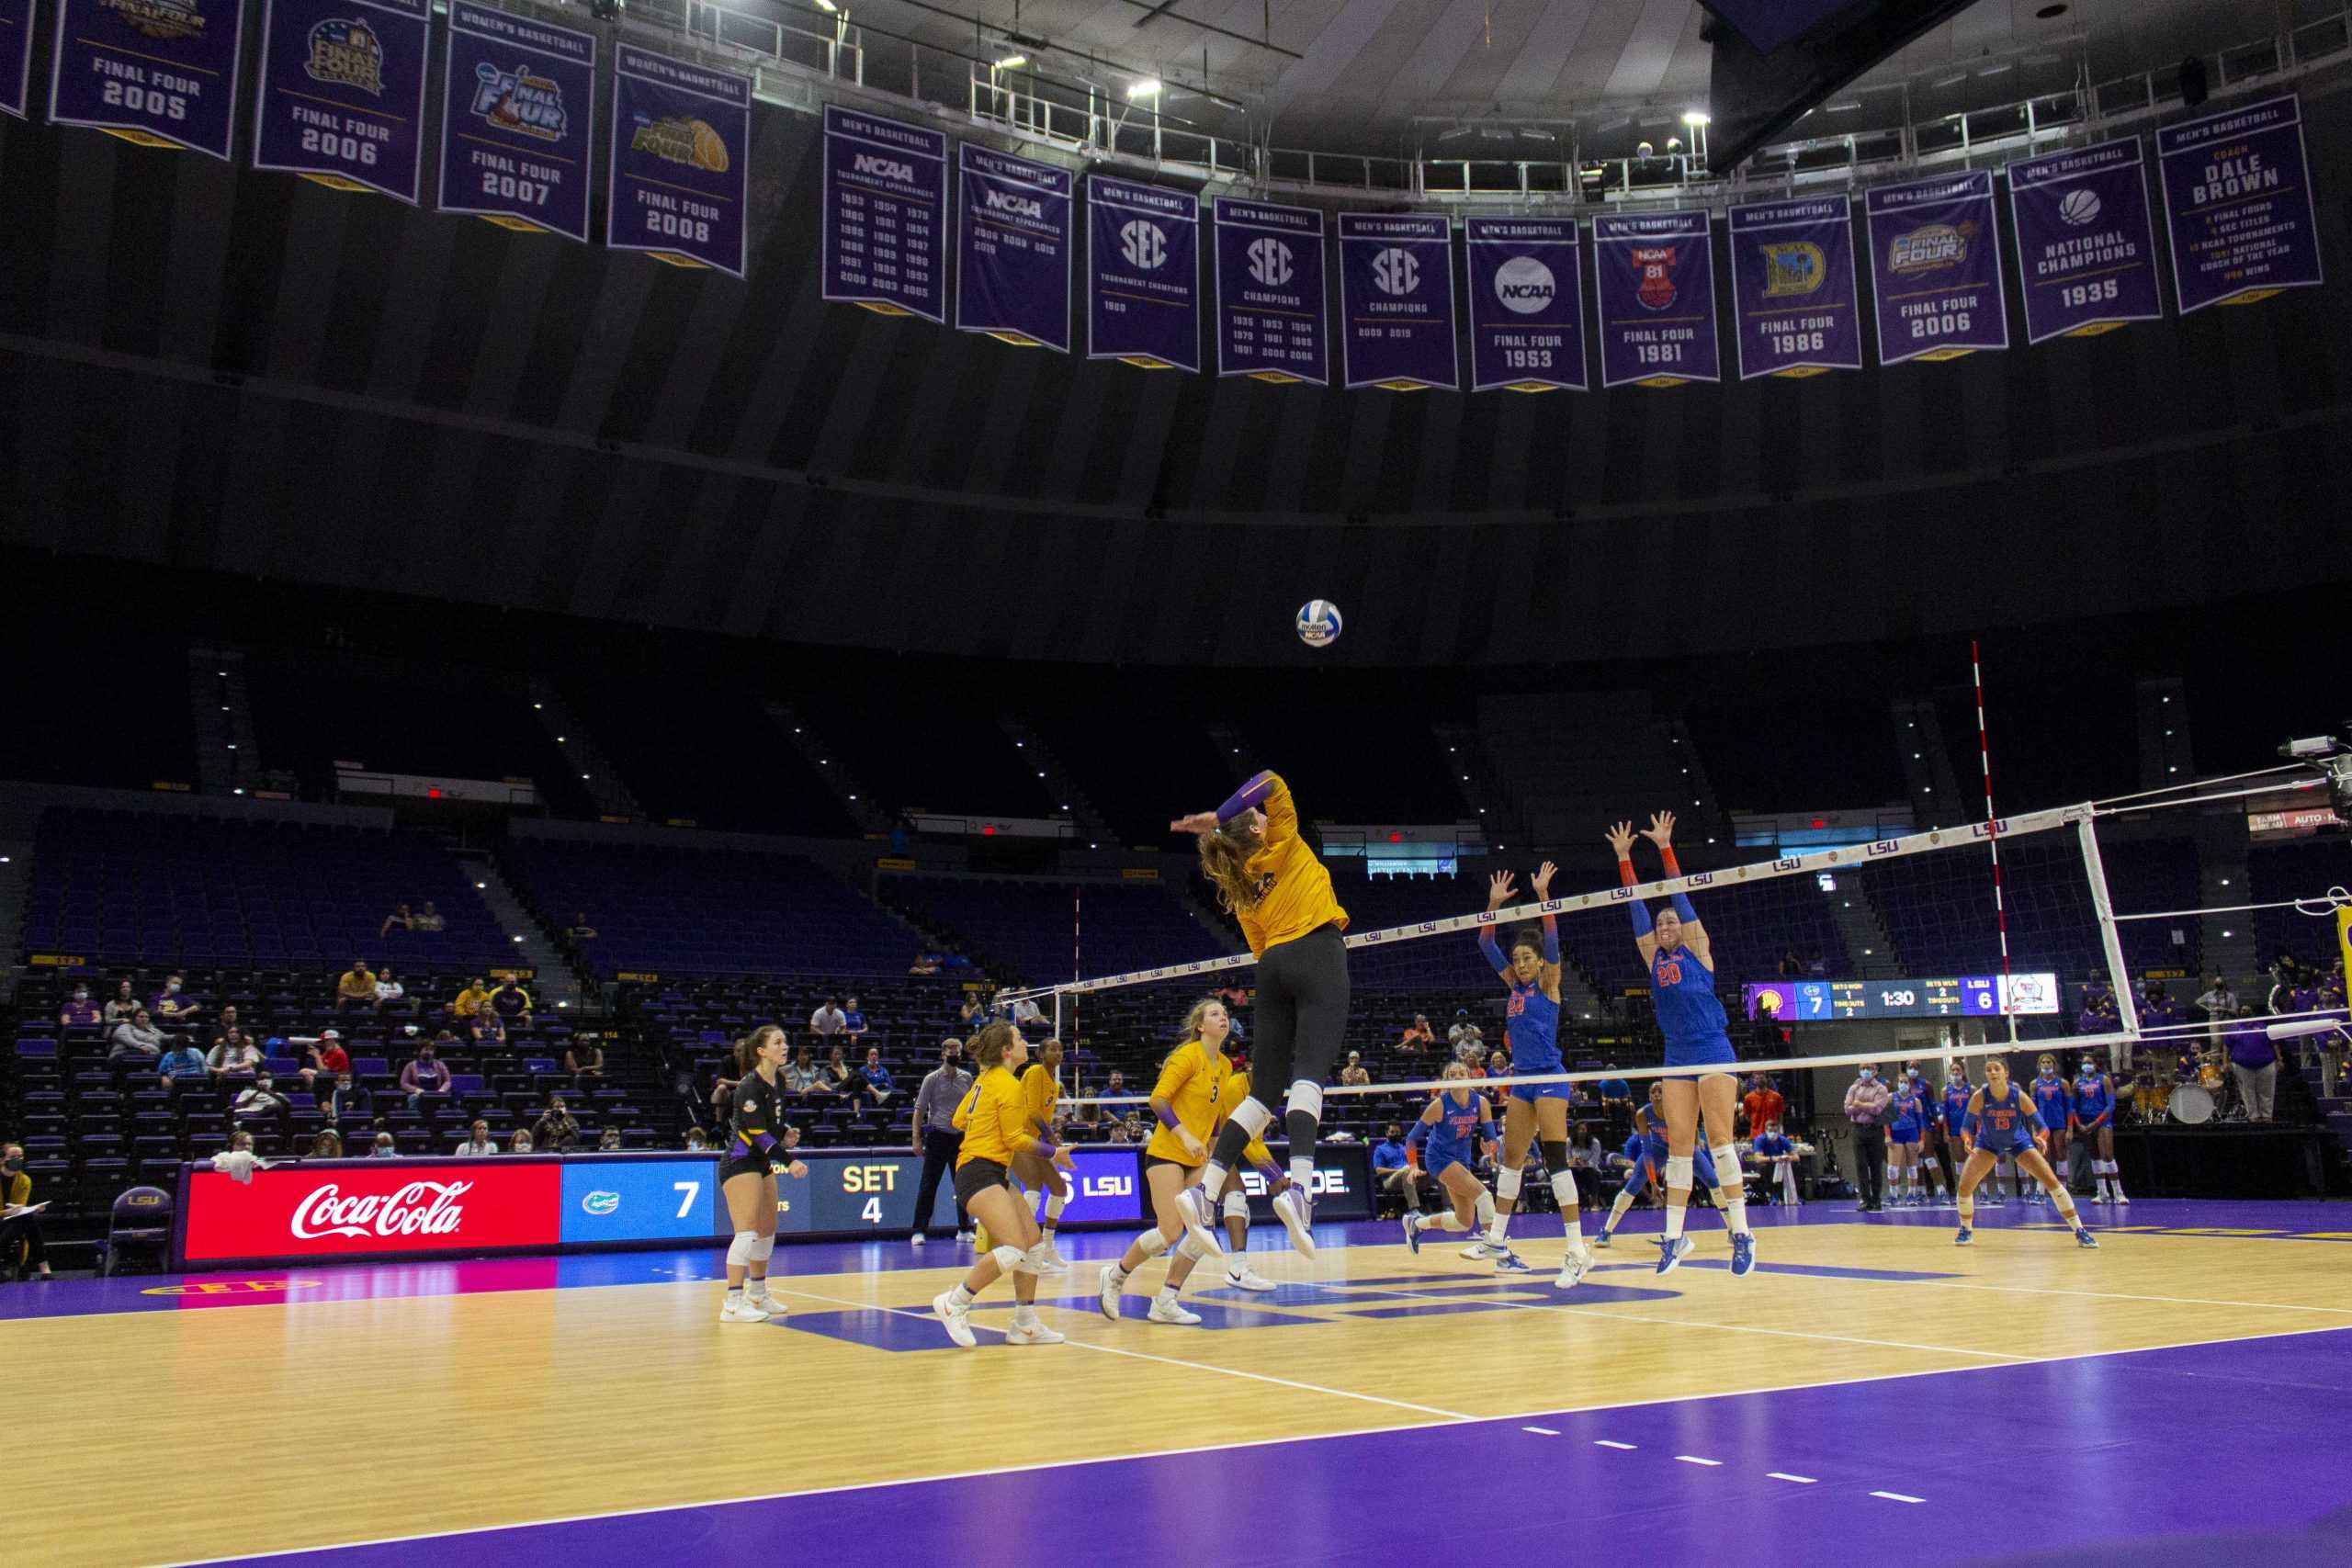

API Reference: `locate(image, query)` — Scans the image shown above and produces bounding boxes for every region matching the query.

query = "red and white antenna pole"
[1973,640,2018,1043]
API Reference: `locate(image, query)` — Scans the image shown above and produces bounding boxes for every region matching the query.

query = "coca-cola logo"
[290,1180,474,1239]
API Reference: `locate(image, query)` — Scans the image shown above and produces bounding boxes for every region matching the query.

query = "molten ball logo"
[290,1180,473,1239]
[1372,246,1419,296]
[1492,254,1555,314]
[1119,219,1167,269]
[1247,236,1294,287]
[2057,187,2102,227]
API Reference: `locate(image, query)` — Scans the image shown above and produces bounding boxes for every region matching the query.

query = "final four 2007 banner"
[1337,212,1457,391]
[607,43,750,277]
[438,0,594,241]
[956,142,1072,351]
[1865,169,2009,364]
[1,0,32,119]
[1087,173,1200,371]
[1592,209,1720,388]
[2157,94,2324,314]
[252,0,430,204]
[50,0,244,157]
[1726,194,1861,379]
[2007,137,2163,343]
[1464,217,1585,392]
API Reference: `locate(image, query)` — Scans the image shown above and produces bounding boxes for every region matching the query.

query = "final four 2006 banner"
[438,0,594,240]
[1866,169,2009,365]
[51,0,244,157]
[252,0,430,203]
[607,43,749,276]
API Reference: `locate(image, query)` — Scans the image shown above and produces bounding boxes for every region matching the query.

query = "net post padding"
[2075,814,2143,1075]
[1001,803,2096,1002]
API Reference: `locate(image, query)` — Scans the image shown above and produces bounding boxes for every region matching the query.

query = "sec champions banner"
[956,142,1072,351]
[1086,173,1199,371]
[2157,94,2324,314]
[1866,169,2009,365]
[1593,209,1720,388]
[437,0,594,241]
[1214,196,1328,385]
[820,105,947,322]
[2,0,32,119]
[251,0,429,204]
[606,43,749,277]
[1337,212,1457,391]
[2007,136,2163,343]
[1726,194,1861,379]
[1464,217,1585,392]
[49,0,244,158]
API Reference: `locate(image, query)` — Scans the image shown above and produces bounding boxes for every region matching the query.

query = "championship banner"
[820,104,947,322]
[251,0,430,204]
[955,141,1072,351]
[1337,211,1458,391]
[1214,196,1328,384]
[1,0,32,120]
[606,43,750,277]
[1085,173,1200,371]
[1865,169,2009,365]
[1464,217,1586,393]
[437,0,594,241]
[1726,194,1861,379]
[1592,209,1720,388]
[2007,136,2163,343]
[2157,94,2324,314]
[48,0,244,158]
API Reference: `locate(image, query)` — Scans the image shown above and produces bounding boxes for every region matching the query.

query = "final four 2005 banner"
[1464,218,1586,392]
[1726,195,1861,378]
[2157,94,2324,315]
[1,0,32,119]
[438,0,594,241]
[50,0,244,157]
[607,43,750,277]
[1086,173,1200,372]
[1337,212,1457,391]
[1865,169,2009,365]
[1593,209,1720,388]
[2007,137,2163,343]
[251,0,430,204]
[956,142,1072,351]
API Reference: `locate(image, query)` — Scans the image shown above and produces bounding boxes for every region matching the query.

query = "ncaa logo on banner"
[1494,255,1555,313]
[1373,247,1419,295]
[1634,246,1679,309]
[1120,220,1167,269]
[1247,237,1294,286]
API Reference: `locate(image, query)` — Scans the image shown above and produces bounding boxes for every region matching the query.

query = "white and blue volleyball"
[1295,600,1343,648]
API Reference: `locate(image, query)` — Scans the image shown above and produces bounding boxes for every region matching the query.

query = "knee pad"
[1496,1166,1523,1201]
[1709,1143,1740,1175]
[1474,1190,1497,1226]
[1175,1232,1209,1263]
[1017,1242,1049,1276]
[726,1231,756,1267]
[1285,1080,1324,1122]
[1922,1157,1939,1174]
[1230,1098,1274,1138]
[1550,1168,1578,1207]
[1223,1190,1250,1223]
[1134,1227,1172,1261]
[990,1243,1027,1275]
[1665,1155,1694,1190]
[1538,1139,1571,1175]
[749,1234,776,1262]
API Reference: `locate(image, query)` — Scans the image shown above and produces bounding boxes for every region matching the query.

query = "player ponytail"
[1510,927,1543,961]
[967,1021,1019,1071]
[1195,821,1267,914]
[733,1024,786,1076]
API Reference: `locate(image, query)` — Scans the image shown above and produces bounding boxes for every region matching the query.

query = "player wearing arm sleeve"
[931,1023,1072,1348]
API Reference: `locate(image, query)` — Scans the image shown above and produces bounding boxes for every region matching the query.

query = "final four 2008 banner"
[51,0,244,157]
[607,43,749,276]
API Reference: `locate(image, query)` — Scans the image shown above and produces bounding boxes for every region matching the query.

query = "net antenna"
[1971,640,2020,1051]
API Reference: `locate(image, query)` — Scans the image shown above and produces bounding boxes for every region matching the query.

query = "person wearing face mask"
[510,1130,535,1155]
[2,1145,52,1280]
[152,974,202,1026]
[59,985,104,1029]
[370,1133,400,1158]
[2028,1055,2074,1201]
[232,1072,288,1121]
[1885,1071,1928,1207]
[1843,1063,1892,1212]
[2073,1055,2126,1204]
[401,1042,451,1105]
[455,1121,499,1156]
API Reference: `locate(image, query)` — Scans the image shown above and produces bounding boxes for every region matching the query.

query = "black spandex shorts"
[1248,921,1351,1098]
[954,1157,1012,1211]
[719,1151,773,1184]
[1143,1154,1196,1175]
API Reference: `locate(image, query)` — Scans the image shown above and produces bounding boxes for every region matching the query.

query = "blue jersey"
[1941,1083,1973,1134]
[1423,1090,1485,1168]
[1650,942,1730,1044]
[1888,1090,1926,1138]
[2073,1071,2114,1127]
[1629,1106,1718,1189]
[1973,1083,2034,1154]
[1504,979,1563,1073]
[1751,1132,1793,1160]
[2030,1074,2072,1131]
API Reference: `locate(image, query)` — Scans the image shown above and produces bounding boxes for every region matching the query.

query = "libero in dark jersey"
[719,1027,808,1324]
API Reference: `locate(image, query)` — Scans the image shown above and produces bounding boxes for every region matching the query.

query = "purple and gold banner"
[956,142,1072,352]
[607,43,750,278]
[1,0,33,120]
[1865,169,2009,365]
[2157,94,2324,315]
[49,0,244,158]
[1464,217,1584,393]
[1593,209,1720,389]
[251,0,429,204]
[820,104,946,323]
[437,0,594,241]
[2007,136,2163,344]
[1214,197,1328,385]
[1337,212,1456,391]
[1726,194,1861,379]
[1086,174,1199,372]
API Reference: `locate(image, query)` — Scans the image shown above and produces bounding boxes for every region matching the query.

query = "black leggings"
[1249,922,1351,1098]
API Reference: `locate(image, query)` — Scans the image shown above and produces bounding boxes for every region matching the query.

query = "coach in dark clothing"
[1844,1065,1892,1212]
[910,1042,974,1245]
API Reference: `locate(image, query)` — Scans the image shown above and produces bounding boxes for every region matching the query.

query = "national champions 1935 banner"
[1214,196,1328,385]
[606,43,750,277]
[2007,136,2163,343]
[50,0,244,157]
[1725,194,1861,379]
[251,0,429,204]
[1,0,34,119]
[956,141,1072,351]
[1464,217,1585,393]
[1866,169,2009,365]
[1592,209,1720,388]
[1337,211,1457,391]
[820,105,947,322]
[1085,173,1200,372]
[437,0,594,241]
[2157,93,2324,315]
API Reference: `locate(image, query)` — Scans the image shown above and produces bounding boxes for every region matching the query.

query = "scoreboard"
[1743,974,2060,1022]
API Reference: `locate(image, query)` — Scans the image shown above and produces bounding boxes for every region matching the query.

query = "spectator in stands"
[3,1145,52,1280]
[956,997,986,1031]
[909,951,943,976]
[1372,1124,1414,1212]
[2076,989,2119,1034]
[103,978,139,1025]
[1806,950,1827,978]
[563,1040,605,1085]
[413,901,445,932]
[301,1031,350,1091]
[323,1071,373,1125]
[208,1029,260,1077]
[214,1005,242,1039]
[1742,1074,1785,1138]
[1105,1116,1135,1145]
[910,1040,976,1247]
[2197,975,2237,1052]
[1010,993,1046,1030]
[535,1094,582,1151]
[108,1008,165,1064]
[684,1127,710,1152]
[510,1130,535,1154]
[1397,1013,1435,1053]
[861,1046,898,1105]
[469,1010,507,1048]
[455,976,493,1018]
[491,979,532,1023]
[232,1072,288,1122]
[1338,1052,1371,1088]
[1487,1048,1510,1084]
[842,996,868,1038]
[1598,1063,1631,1107]
[216,1130,254,1158]
[786,1043,831,1100]
[150,978,198,1023]
[1844,1063,1892,1212]
[598,1126,623,1152]
[565,912,598,942]
[1778,948,1804,979]
[371,1133,399,1158]
[379,903,414,939]
[157,1034,209,1089]
[336,961,377,1012]
[1448,1010,1480,1052]
[373,967,406,1012]
[401,1041,451,1104]
[59,984,103,1029]
[311,1129,345,1158]
[810,997,848,1039]
[2227,1007,2279,1122]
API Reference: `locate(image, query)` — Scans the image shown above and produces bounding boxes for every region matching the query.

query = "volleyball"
[1295,600,1343,647]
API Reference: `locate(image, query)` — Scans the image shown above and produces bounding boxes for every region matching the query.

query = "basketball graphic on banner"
[2058,187,2102,226]
[1295,600,1343,648]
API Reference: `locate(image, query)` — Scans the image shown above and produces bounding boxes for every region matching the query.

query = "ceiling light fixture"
[1825,98,1862,112]
[1680,109,1708,126]
[1931,70,1968,88]
[1128,77,1161,99]
[1976,61,2013,76]
[994,53,1027,70]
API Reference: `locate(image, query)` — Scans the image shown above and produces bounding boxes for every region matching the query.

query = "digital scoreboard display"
[1745,974,2057,1022]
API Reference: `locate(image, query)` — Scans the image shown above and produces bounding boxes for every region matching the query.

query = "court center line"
[1769,1472,1817,1483]
[1522,1425,1561,1435]
[1595,1439,1638,1450]
[1872,1491,1926,1504]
